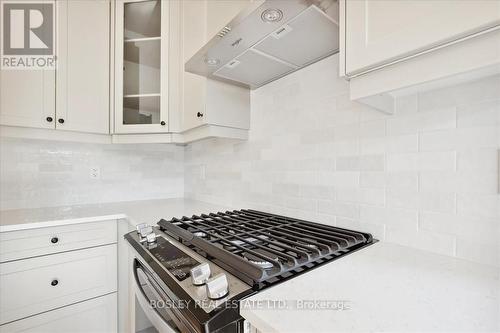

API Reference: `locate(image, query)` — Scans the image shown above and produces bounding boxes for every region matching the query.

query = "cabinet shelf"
[124,36,161,43]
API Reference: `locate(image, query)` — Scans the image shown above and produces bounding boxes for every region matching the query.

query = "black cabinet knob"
[51,237,58,244]
[160,121,166,126]
[46,116,53,122]
[197,112,204,118]
[58,118,64,124]
[51,279,59,286]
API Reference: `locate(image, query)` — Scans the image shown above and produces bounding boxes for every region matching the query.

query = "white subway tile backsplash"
[1,139,184,210]
[386,134,419,153]
[386,172,419,190]
[318,200,360,219]
[420,127,498,152]
[336,187,386,206]
[387,153,419,171]
[457,99,500,128]
[418,151,456,171]
[185,58,499,265]
[387,113,421,136]
[456,194,499,219]
[418,107,457,132]
[457,148,498,171]
[359,154,385,171]
[360,172,386,188]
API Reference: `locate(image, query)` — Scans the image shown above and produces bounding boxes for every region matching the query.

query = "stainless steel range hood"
[185,0,339,89]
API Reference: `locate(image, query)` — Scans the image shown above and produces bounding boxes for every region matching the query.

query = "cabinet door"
[114,0,169,134]
[0,293,117,333]
[56,0,110,134]
[0,69,55,129]
[181,0,207,131]
[345,0,500,75]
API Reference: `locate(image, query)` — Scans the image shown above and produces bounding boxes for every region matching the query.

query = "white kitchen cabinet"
[0,244,117,324]
[112,0,251,143]
[56,0,110,134]
[0,68,56,130]
[0,293,117,333]
[179,0,251,133]
[340,0,500,113]
[114,0,169,134]
[343,0,500,75]
[0,0,110,134]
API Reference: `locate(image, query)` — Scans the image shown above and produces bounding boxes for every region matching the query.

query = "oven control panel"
[147,236,200,281]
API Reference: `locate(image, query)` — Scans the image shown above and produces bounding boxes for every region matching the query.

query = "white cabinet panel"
[56,0,110,134]
[0,244,117,324]
[0,293,117,333]
[345,0,500,75]
[0,69,55,129]
[0,220,117,263]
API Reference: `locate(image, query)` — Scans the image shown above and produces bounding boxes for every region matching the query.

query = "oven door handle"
[134,278,178,333]
[134,260,196,333]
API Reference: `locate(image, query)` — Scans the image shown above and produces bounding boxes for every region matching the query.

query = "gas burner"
[242,250,277,270]
[193,231,207,238]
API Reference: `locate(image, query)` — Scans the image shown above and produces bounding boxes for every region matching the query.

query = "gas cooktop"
[158,209,375,288]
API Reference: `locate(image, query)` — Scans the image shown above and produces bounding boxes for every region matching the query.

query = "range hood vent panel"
[254,6,339,67]
[213,49,296,86]
[185,0,339,89]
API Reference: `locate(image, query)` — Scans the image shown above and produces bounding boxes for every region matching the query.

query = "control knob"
[205,273,229,300]
[136,223,157,244]
[190,263,211,286]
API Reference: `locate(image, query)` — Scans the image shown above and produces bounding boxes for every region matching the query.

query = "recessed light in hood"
[204,58,220,66]
[261,8,283,23]
[185,0,339,89]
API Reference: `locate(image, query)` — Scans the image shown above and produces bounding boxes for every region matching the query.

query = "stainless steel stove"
[125,209,375,333]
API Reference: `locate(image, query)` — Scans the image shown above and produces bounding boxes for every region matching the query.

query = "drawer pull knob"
[51,237,59,244]
[51,279,59,286]
[197,112,204,118]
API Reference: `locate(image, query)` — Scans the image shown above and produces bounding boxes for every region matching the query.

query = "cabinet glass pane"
[124,1,161,40]
[124,40,160,95]
[123,96,160,125]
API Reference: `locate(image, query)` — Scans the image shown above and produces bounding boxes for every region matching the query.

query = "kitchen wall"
[185,55,500,267]
[0,138,184,210]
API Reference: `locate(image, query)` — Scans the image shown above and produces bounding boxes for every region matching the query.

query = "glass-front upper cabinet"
[114,0,168,133]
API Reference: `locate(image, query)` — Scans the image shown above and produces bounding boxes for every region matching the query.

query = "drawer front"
[0,220,117,263]
[0,244,117,324]
[0,293,117,333]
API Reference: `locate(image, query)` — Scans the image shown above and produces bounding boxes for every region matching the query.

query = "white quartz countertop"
[0,198,229,232]
[241,241,500,333]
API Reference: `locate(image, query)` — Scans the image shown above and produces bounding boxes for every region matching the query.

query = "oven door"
[133,259,193,333]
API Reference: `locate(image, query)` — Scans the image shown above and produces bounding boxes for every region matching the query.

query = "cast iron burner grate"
[158,209,374,288]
